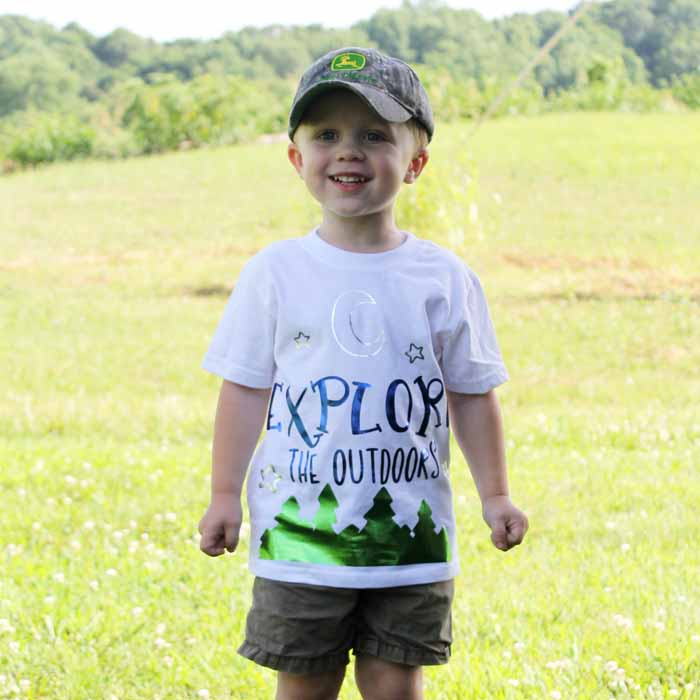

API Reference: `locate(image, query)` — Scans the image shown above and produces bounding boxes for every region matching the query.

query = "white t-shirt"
[202,228,508,588]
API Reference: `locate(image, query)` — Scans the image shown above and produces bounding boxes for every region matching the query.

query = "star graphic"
[405,343,424,363]
[259,464,282,493]
[294,331,311,348]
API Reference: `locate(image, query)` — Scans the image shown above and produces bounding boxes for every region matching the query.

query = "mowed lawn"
[1,112,699,699]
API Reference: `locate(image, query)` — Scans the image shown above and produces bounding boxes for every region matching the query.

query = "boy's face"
[288,89,428,225]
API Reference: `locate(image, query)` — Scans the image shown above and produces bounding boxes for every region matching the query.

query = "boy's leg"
[354,655,423,700]
[276,667,346,700]
[352,579,453,700]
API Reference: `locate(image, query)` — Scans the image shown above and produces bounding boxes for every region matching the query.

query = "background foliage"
[0,0,699,166]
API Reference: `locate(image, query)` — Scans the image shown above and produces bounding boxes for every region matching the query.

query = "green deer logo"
[331,52,366,71]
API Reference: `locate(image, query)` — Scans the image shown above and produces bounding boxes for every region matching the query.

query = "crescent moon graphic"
[331,290,385,358]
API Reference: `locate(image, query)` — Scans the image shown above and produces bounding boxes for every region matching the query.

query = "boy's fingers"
[508,516,528,545]
[224,525,239,553]
[200,530,225,557]
[506,523,526,547]
[490,523,508,551]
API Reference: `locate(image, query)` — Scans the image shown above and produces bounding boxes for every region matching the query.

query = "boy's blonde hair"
[406,118,430,152]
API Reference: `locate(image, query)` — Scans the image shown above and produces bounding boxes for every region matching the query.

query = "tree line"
[0,0,698,167]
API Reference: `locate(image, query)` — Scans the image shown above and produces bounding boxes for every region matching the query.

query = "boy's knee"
[354,655,423,700]
[275,667,346,700]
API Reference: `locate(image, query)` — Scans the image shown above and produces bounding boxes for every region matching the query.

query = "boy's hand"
[198,493,243,557]
[482,495,528,551]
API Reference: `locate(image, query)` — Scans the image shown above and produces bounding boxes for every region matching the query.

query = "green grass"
[1,112,700,699]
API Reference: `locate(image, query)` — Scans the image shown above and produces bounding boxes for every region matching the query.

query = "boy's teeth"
[333,175,367,183]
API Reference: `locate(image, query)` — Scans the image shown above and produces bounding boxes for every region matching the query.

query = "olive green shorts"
[238,576,454,675]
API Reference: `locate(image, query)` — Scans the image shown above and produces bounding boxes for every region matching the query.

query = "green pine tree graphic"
[260,484,450,566]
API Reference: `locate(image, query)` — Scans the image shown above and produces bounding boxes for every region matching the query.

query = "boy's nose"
[336,140,364,161]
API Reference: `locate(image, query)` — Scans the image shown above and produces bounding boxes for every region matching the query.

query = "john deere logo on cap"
[331,52,366,71]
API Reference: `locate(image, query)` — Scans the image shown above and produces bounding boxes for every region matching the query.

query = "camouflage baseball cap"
[288,47,434,142]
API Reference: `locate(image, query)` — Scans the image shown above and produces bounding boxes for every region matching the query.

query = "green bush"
[544,57,676,113]
[671,73,700,110]
[120,73,292,154]
[421,66,543,121]
[4,112,95,166]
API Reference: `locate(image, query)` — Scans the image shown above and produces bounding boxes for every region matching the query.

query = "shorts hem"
[238,640,350,675]
[354,637,451,667]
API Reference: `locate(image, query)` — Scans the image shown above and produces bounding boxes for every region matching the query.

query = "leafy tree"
[0,45,82,116]
[0,15,56,59]
[92,28,157,69]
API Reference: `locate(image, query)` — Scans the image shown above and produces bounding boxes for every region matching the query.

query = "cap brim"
[289,81,412,139]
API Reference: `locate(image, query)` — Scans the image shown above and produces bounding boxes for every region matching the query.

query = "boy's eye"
[366,131,386,142]
[317,130,336,141]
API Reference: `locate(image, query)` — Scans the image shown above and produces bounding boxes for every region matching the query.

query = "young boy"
[198,47,528,700]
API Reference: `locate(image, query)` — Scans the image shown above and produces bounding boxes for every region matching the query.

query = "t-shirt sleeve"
[440,262,508,394]
[201,254,276,388]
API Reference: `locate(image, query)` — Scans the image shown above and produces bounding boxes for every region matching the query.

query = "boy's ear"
[404,149,429,184]
[288,141,304,176]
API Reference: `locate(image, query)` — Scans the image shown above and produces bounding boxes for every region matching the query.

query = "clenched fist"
[482,494,529,551]
[198,494,243,557]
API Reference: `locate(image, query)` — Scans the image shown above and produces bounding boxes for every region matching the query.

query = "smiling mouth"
[329,175,370,183]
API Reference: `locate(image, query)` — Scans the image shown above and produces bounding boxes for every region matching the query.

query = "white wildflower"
[469,202,479,224]
[0,619,15,634]
[612,614,632,629]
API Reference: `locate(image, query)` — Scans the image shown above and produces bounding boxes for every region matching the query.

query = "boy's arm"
[446,389,528,551]
[198,379,272,557]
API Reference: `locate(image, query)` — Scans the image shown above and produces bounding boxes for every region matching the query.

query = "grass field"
[1,112,699,699]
